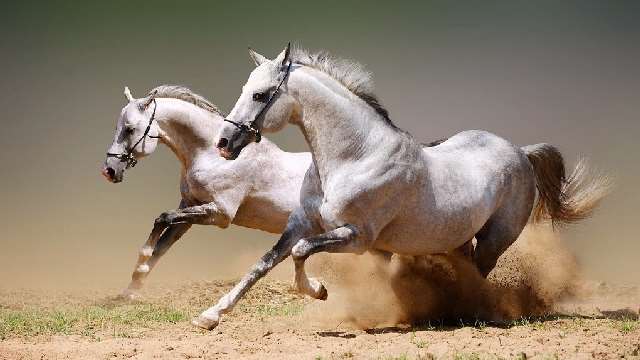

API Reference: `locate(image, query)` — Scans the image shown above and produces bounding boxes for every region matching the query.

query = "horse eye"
[252,92,268,102]
[124,127,135,134]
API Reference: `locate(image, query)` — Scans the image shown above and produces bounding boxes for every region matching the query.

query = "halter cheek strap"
[223,59,293,143]
[106,98,159,169]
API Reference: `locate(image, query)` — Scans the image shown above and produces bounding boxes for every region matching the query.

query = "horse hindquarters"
[473,142,610,277]
[473,158,537,277]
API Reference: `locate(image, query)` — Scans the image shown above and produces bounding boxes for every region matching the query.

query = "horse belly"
[233,197,291,234]
[372,216,477,255]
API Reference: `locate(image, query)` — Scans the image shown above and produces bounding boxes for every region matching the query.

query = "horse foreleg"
[293,257,328,300]
[191,210,313,331]
[122,223,192,299]
[146,224,192,269]
[191,230,297,330]
[122,201,228,300]
[154,202,231,228]
[121,217,169,299]
[291,224,366,299]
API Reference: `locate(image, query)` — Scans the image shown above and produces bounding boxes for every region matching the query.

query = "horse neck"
[291,68,403,180]
[154,98,221,169]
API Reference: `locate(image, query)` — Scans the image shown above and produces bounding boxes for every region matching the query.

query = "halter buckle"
[126,156,138,168]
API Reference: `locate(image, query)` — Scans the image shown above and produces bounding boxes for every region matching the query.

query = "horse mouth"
[103,175,123,184]
[218,147,239,160]
[102,167,123,183]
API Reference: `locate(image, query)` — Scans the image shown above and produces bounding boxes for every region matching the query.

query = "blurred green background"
[0,1,638,290]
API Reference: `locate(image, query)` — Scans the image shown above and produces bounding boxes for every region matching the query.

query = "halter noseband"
[224,59,293,143]
[106,98,160,169]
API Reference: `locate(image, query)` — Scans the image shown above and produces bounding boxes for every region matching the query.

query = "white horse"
[102,85,312,299]
[195,44,608,330]
[102,85,444,307]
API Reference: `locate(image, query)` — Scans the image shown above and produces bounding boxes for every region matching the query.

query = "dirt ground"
[1,227,639,359]
[0,279,639,360]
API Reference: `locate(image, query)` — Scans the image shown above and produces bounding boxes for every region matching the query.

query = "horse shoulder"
[299,162,324,221]
[318,158,419,234]
[183,154,253,222]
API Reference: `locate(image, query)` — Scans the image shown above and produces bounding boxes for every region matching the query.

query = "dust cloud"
[304,225,590,329]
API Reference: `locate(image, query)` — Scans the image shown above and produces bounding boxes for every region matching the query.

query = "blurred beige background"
[0,1,638,290]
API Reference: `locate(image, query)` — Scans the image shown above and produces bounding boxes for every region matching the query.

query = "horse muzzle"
[101,166,122,183]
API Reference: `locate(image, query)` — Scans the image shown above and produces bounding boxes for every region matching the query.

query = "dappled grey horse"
[102,85,311,299]
[195,44,609,330]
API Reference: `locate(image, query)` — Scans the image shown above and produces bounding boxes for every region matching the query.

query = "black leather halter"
[224,60,293,143]
[106,99,160,169]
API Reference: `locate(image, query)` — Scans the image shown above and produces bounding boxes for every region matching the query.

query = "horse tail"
[522,143,610,227]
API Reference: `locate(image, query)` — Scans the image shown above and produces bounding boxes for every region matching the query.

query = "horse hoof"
[191,314,219,330]
[306,278,328,300]
[120,288,142,301]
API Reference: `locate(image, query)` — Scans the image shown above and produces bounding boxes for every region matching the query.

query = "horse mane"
[147,85,225,116]
[290,46,403,132]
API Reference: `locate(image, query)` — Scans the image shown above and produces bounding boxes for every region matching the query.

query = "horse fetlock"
[139,246,154,257]
[136,264,150,273]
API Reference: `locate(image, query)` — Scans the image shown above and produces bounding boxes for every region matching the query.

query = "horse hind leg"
[473,200,532,278]
[453,239,475,261]
[291,224,367,300]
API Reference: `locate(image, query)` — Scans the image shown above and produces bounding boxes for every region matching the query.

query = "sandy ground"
[1,227,639,359]
[1,279,639,360]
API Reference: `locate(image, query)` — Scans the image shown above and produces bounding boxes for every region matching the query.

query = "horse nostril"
[217,138,229,148]
[106,167,116,178]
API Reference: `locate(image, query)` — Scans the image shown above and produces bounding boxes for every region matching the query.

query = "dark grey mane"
[290,46,403,131]
[148,85,225,116]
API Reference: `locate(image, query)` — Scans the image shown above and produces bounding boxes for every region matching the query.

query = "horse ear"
[124,86,135,102]
[274,42,291,68]
[142,90,158,109]
[248,47,268,67]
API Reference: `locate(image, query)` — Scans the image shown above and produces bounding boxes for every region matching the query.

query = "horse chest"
[182,169,220,204]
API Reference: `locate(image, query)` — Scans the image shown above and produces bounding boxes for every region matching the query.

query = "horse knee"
[291,239,312,260]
